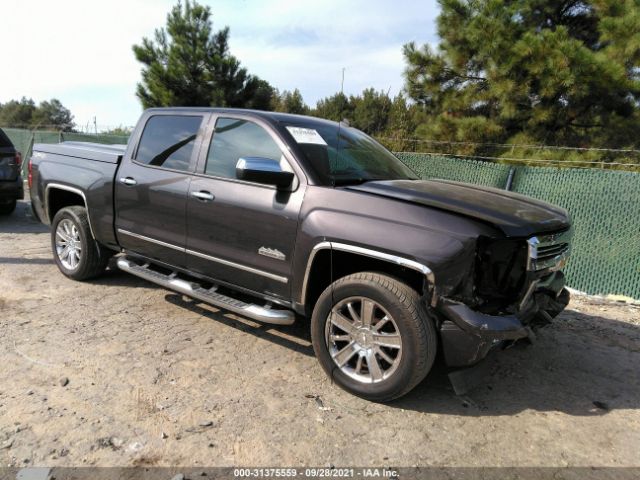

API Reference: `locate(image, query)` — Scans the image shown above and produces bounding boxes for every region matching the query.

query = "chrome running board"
[117,257,295,325]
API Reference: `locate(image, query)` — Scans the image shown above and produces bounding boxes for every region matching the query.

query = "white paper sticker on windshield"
[286,127,327,145]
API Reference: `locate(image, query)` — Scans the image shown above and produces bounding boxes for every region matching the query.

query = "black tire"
[311,272,437,402]
[0,200,17,216]
[51,206,111,280]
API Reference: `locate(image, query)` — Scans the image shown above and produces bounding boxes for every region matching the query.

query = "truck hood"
[346,179,570,237]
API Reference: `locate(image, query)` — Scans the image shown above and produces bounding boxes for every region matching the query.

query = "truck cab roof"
[143,107,341,129]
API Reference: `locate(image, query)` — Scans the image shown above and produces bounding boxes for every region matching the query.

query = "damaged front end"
[435,228,573,368]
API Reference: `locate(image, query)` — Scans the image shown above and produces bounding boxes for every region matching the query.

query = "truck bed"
[33,142,127,164]
[30,141,127,248]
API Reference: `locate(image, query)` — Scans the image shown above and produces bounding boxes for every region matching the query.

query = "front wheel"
[311,272,437,402]
[51,206,111,280]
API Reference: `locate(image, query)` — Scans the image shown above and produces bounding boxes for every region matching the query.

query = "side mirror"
[236,157,294,189]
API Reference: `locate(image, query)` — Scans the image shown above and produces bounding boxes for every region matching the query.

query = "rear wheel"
[0,199,16,215]
[51,206,111,280]
[311,272,437,402]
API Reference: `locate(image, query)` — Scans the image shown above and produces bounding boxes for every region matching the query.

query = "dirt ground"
[0,200,639,468]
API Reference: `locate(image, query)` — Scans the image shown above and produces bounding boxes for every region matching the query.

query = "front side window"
[135,115,203,171]
[206,117,285,179]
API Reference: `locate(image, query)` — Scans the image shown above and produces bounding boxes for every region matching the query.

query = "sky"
[2,0,439,130]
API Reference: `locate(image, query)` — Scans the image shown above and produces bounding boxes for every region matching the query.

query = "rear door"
[0,129,18,181]
[115,113,207,268]
[185,114,306,300]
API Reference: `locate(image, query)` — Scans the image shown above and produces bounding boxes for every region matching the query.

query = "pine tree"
[379,95,422,151]
[403,0,640,149]
[350,88,393,134]
[311,89,420,142]
[313,92,353,123]
[272,89,309,114]
[133,0,272,110]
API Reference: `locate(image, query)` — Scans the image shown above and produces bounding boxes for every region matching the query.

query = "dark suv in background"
[0,128,23,215]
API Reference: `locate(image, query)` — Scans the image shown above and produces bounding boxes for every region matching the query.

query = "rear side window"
[135,115,203,171]
[205,118,284,178]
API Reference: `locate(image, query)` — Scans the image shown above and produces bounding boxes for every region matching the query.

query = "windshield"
[285,123,418,186]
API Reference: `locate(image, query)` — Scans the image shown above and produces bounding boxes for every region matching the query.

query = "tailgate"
[0,147,19,181]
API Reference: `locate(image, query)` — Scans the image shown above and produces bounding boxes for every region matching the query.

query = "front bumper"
[435,271,570,367]
[0,176,24,202]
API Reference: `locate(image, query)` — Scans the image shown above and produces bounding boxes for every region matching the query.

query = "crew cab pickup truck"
[29,108,572,401]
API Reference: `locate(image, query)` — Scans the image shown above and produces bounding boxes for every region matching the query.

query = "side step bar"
[117,257,295,325]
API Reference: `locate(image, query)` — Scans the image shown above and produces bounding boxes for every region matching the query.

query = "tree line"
[130,0,419,144]
[0,97,74,132]
[3,0,639,168]
[132,0,640,167]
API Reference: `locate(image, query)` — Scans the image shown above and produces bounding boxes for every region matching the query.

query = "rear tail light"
[15,152,22,168]
[28,156,33,189]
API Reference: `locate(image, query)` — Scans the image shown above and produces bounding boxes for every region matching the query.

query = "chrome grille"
[527,229,572,272]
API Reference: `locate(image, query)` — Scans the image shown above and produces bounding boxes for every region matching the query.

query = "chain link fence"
[2,128,129,176]
[3,128,639,299]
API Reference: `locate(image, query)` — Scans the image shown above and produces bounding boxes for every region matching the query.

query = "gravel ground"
[0,200,639,468]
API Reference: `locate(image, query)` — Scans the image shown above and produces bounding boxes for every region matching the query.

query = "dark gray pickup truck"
[29,108,571,401]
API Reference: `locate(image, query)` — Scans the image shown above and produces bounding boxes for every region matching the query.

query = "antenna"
[330,66,347,317]
[332,67,346,188]
[340,67,347,122]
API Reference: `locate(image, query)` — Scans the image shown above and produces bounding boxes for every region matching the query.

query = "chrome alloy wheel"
[55,219,82,270]
[325,296,403,384]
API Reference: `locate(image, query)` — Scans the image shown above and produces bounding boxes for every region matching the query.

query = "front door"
[115,113,206,267]
[185,115,305,301]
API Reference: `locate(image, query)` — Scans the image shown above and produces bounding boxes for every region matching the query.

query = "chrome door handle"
[119,177,137,186]
[192,190,214,201]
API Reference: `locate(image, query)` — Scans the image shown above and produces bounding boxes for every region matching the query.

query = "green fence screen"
[397,152,640,300]
[4,130,639,299]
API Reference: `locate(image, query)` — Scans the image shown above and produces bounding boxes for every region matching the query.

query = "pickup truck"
[29,108,572,401]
